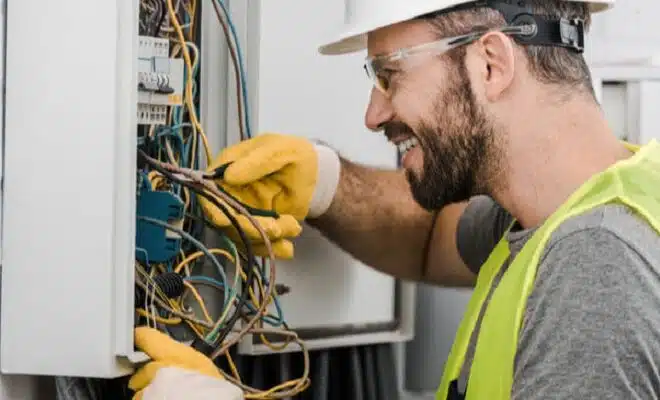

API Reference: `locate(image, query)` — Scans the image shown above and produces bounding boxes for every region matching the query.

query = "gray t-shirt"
[455,195,660,399]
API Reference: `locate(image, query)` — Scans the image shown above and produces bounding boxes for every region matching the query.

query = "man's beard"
[389,62,500,211]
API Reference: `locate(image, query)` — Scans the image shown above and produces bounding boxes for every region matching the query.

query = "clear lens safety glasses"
[363,24,536,95]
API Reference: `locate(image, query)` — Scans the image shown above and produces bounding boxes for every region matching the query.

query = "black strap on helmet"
[441,0,586,53]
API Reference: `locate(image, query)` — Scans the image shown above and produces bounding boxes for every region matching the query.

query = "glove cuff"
[308,144,341,218]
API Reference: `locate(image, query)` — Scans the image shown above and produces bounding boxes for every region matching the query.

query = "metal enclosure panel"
[599,82,628,140]
[0,0,44,396]
[591,64,660,144]
[0,0,4,263]
[1,0,141,377]
[242,0,397,330]
[201,0,415,353]
[404,285,472,393]
[635,81,660,144]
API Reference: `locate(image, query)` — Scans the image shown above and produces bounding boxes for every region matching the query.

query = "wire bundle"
[135,1,310,398]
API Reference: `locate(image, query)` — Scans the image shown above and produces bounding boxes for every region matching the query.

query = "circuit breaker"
[137,36,184,125]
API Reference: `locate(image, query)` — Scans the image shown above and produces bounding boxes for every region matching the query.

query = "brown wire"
[219,328,311,398]
[139,156,275,354]
[140,155,311,398]
[210,0,247,141]
[135,267,215,329]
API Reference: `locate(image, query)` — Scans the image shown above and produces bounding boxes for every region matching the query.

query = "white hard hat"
[318,0,615,55]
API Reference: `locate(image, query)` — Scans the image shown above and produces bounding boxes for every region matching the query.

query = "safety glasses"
[363,24,535,96]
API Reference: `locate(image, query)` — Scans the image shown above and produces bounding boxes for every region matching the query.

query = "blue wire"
[136,5,290,332]
[135,247,151,267]
[138,170,153,191]
[215,0,252,138]
[185,275,282,326]
[260,279,284,325]
[186,275,227,291]
[137,216,229,304]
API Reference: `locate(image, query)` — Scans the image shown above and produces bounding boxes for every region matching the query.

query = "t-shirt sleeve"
[456,195,513,274]
[512,227,660,399]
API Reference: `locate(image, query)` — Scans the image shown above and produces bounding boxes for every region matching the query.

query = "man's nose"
[364,87,393,132]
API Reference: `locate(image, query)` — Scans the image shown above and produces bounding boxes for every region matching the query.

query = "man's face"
[366,21,500,211]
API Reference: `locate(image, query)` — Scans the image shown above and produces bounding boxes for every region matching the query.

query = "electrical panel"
[137,36,184,125]
[1,0,410,383]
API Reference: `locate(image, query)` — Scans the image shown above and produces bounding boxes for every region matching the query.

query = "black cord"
[137,150,255,345]
[153,0,167,37]
[209,162,280,218]
[181,194,206,253]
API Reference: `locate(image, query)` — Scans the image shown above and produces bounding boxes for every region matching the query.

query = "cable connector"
[135,272,185,306]
[136,186,185,263]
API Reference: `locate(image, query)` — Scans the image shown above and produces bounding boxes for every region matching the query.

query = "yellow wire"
[174,248,234,273]
[225,351,309,399]
[168,5,200,167]
[135,308,181,325]
[182,280,214,324]
[138,0,307,379]
[173,247,289,352]
[136,244,304,395]
[166,0,212,165]
[174,248,241,330]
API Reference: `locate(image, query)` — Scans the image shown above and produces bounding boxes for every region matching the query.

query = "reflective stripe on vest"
[436,140,660,400]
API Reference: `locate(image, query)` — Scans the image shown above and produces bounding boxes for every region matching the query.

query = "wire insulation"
[134,1,309,398]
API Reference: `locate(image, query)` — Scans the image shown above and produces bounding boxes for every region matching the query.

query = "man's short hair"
[420,1,594,96]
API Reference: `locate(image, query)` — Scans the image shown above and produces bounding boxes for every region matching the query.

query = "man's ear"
[477,31,516,102]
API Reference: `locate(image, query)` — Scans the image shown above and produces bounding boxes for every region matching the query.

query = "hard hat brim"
[318,1,614,56]
[318,32,367,56]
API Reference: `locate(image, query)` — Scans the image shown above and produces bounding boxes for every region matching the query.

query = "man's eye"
[377,68,398,91]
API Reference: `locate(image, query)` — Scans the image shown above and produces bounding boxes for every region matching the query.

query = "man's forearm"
[307,157,436,281]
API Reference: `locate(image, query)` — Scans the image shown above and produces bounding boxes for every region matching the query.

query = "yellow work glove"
[129,327,243,400]
[201,192,303,259]
[199,133,341,259]
[144,170,298,259]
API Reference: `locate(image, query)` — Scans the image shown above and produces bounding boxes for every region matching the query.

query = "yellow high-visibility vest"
[436,140,660,400]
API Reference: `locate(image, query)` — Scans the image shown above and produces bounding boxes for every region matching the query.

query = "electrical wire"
[138,152,311,398]
[134,1,310,398]
[209,0,252,140]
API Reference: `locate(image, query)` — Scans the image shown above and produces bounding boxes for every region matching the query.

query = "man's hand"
[129,327,243,400]
[198,133,341,259]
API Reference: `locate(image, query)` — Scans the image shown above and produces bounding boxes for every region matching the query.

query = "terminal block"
[135,187,185,263]
[137,36,184,125]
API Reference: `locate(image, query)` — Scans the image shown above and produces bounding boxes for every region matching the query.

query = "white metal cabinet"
[0,0,143,377]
